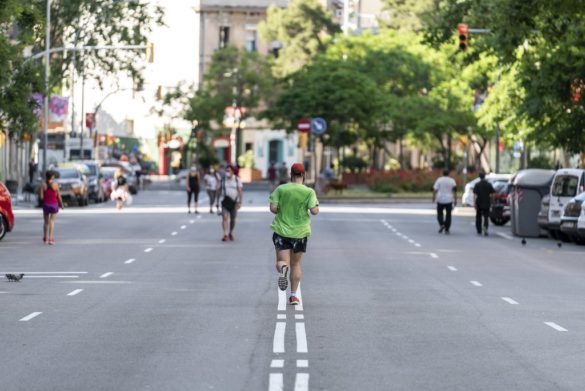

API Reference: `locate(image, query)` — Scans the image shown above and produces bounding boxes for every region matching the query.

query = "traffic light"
[458,23,468,51]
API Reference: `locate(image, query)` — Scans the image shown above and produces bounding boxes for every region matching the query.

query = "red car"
[0,182,14,240]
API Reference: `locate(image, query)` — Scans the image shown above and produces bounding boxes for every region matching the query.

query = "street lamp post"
[42,0,51,175]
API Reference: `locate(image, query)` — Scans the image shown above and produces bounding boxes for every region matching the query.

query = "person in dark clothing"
[186,166,200,214]
[473,172,495,236]
[29,158,37,184]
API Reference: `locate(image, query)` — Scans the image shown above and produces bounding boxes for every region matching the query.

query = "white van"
[547,168,585,238]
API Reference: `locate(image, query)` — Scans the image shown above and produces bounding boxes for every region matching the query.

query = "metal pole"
[495,123,500,173]
[42,0,51,174]
[79,71,85,159]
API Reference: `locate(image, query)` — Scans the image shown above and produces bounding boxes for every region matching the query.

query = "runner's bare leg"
[276,249,290,273]
[290,251,304,293]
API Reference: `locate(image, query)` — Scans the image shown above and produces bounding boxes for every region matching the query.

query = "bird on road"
[521,238,527,246]
[6,273,24,282]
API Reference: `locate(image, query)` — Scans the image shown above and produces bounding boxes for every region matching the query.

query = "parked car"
[0,182,15,240]
[559,192,585,243]
[101,161,138,195]
[545,168,585,239]
[490,181,510,226]
[462,174,512,206]
[76,160,104,202]
[577,202,585,241]
[54,167,89,206]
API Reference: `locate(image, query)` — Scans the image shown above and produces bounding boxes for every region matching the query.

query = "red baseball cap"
[290,163,305,175]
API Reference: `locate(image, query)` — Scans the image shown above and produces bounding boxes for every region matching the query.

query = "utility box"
[509,169,555,237]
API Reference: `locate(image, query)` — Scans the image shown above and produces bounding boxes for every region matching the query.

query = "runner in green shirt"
[269,163,319,306]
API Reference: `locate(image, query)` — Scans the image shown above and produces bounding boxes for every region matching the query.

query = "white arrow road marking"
[67,289,83,296]
[20,312,42,321]
[273,322,286,353]
[545,322,568,332]
[294,373,310,391]
[268,373,283,391]
[502,297,519,305]
[296,322,308,353]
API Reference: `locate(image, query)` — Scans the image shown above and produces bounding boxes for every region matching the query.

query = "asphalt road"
[2,188,585,390]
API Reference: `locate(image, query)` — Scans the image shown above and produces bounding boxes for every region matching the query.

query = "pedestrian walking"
[39,170,63,245]
[278,162,288,185]
[473,172,495,236]
[186,165,200,214]
[28,158,37,184]
[270,163,319,306]
[111,168,131,210]
[268,161,277,192]
[203,167,218,214]
[432,169,457,234]
[219,165,243,241]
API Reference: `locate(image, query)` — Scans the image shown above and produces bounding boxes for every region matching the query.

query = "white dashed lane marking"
[67,289,83,296]
[171,232,178,236]
[496,232,514,240]
[470,281,483,287]
[545,322,568,332]
[125,258,136,264]
[447,266,458,271]
[294,373,310,391]
[502,297,519,305]
[430,253,438,259]
[180,225,186,229]
[20,312,42,322]
[269,373,283,391]
[158,239,166,244]
[270,359,284,368]
[273,322,286,353]
[144,248,153,253]
[100,272,113,279]
[296,322,308,353]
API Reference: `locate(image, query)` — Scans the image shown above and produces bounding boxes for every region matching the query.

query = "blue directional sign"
[311,117,327,135]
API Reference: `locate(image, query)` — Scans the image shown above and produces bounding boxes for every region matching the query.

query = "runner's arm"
[310,205,319,215]
[270,203,278,214]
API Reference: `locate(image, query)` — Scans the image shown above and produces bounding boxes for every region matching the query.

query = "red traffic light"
[458,23,468,51]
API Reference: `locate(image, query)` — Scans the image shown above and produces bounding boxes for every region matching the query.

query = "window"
[245,142,253,151]
[245,29,257,52]
[219,26,230,49]
[552,175,579,197]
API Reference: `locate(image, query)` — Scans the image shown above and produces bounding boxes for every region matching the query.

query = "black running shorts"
[272,232,308,253]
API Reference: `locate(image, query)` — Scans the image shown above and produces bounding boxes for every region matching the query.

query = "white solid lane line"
[268,373,284,391]
[273,322,286,353]
[100,272,113,279]
[67,289,83,296]
[296,322,308,353]
[430,253,439,259]
[447,266,458,271]
[502,297,519,305]
[25,276,79,278]
[20,312,42,322]
[297,359,309,368]
[171,232,178,236]
[270,359,284,368]
[158,239,166,244]
[470,281,483,287]
[144,248,153,253]
[294,373,310,391]
[277,289,286,311]
[0,272,87,274]
[125,258,136,264]
[545,322,568,332]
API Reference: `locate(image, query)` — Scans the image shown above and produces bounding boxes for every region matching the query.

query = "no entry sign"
[297,118,311,133]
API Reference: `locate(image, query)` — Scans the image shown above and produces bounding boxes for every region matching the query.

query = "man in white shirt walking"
[432,169,457,234]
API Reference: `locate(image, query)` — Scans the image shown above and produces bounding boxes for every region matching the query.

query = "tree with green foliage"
[382,0,434,32]
[259,0,340,77]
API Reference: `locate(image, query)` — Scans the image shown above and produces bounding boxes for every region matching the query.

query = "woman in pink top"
[39,170,63,245]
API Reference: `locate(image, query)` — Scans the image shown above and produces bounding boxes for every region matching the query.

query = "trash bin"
[509,169,555,237]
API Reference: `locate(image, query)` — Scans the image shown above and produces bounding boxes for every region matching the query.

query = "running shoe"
[289,296,300,306]
[222,235,229,242]
[228,233,234,241]
[43,237,47,244]
[48,239,55,245]
[278,265,289,291]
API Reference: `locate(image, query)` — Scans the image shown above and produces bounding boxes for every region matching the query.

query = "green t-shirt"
[269,183,319,239]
